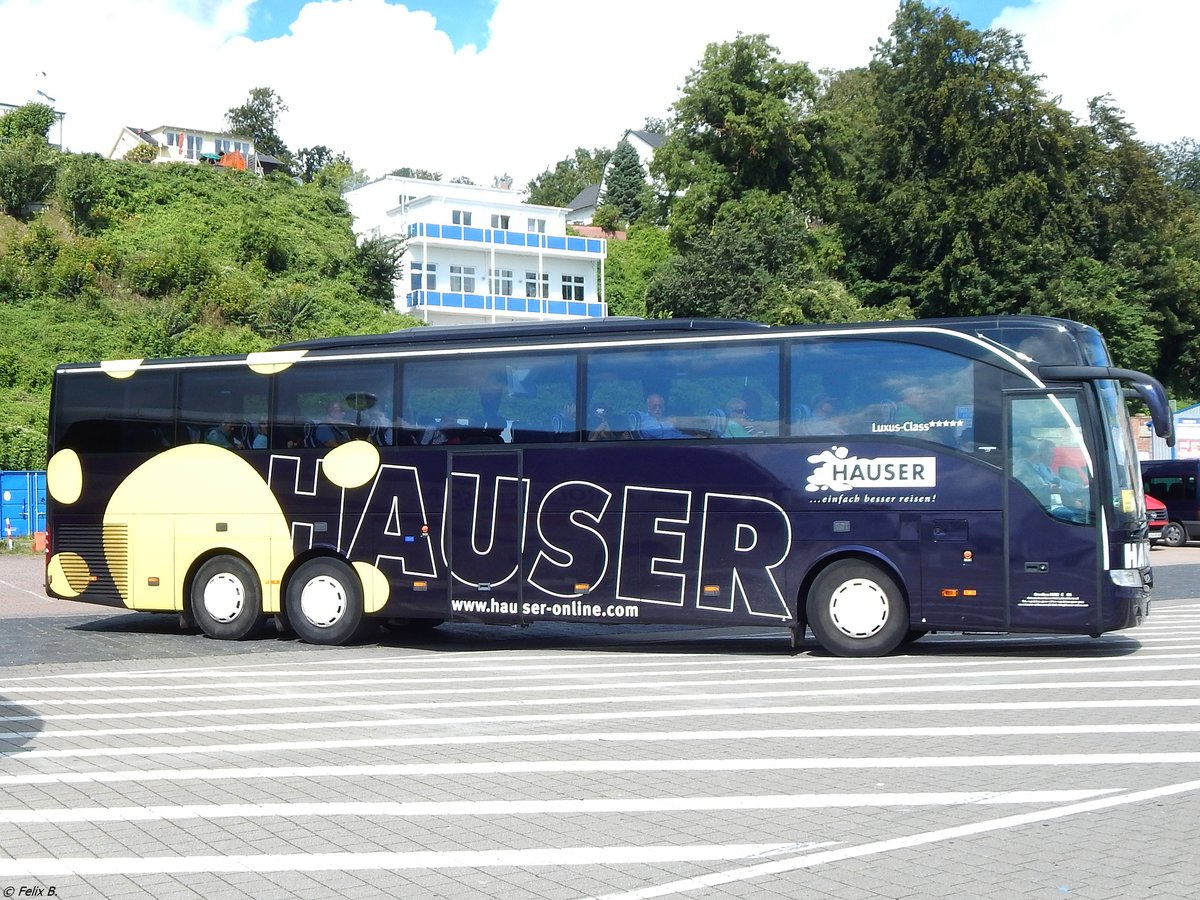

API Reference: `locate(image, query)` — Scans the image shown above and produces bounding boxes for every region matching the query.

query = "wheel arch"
[182,546,261,617]
[795,548,911,627]
[280,545,355,600]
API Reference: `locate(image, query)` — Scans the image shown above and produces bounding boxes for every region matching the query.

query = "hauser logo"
[806,446,937,493]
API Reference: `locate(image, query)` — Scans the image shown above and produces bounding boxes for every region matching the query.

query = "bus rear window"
[53,369,176,454]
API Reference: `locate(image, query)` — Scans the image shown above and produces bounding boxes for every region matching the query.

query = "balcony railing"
[406,290,606,318]
[407,223,606,256]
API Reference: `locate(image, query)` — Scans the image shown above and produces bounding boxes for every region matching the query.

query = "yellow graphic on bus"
[46,551,90,598]
[46,441,392,615]
[47,448,83,504]
[102,444,293,611]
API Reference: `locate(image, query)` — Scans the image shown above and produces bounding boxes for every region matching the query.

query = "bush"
[123,143,157,163]
[0,135,57,218]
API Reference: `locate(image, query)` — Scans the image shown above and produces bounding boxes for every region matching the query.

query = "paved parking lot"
[2,551,1199,899]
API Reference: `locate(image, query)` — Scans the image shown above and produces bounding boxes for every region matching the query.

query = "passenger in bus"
[358,405,394,446]
[724,399,754,437]
[896,385,932,424]
[250,420,269,449]
[421,412,461,445]
[1014,438,1087,512]
[633,393,686,439]
[797,394,844,436]
[588,402,632,440]
[205,419,243,450]
[313,401,351,448]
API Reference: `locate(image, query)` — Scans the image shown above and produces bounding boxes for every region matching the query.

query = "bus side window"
[403,352,577,445]
[179,368,268,453]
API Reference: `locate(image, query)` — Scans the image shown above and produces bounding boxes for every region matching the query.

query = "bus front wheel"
[285,558,367,645]
[190,555,267,640]
[806,560,908,657]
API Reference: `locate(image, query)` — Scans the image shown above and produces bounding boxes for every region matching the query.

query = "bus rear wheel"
[806,560,908,657]
[285,558,367,645]
[190,555,267,640]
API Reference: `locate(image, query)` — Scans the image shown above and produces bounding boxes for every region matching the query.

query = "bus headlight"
[1110,569,1143,587]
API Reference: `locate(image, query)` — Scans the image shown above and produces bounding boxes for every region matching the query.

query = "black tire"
[1162,522,1189,548]
[805,559,908,657]
[190,555,267,640]
[284,557,367,645]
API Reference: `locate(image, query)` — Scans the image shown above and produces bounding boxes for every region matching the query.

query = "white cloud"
[995,0,1198,145]
[1,0,1195,192]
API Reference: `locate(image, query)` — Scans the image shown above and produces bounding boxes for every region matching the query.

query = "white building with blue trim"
[344,176,607,325]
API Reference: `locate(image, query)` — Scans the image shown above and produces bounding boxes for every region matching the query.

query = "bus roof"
[271,314,1103,366]
[273,317,768,353]
[53,314,1100,373]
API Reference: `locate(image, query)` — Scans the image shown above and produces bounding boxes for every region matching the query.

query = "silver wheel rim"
[828,577,890,639]
[300,574,348,628]
[202,572,246,624]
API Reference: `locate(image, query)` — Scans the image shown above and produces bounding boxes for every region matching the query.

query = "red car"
[1147,493,1168,545]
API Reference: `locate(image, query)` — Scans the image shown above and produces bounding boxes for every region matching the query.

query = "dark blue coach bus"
[44,315,1174,656]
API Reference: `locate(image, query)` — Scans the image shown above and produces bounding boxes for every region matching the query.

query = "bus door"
[445,450,526,618]
[1005,391,1102,632]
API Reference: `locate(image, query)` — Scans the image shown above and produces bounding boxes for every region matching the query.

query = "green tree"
[296,146,364,193]
[389,167,441,180]
[832,2,1094,317]
[1157,138,1200,201]
[123,143,157,163]
[602,139,646,224]
[295,145,336,183]
[641,115,669,135]
[646,191,854,322]
[352,234,406,308]
[652,33,820,247]
[603,224,674,317]
[56,154,108,233]
[592,203,621,233]
[525,148,610,207]
[225,87,292,167]
[0,103,56,144]
[314,157,368,193]
[0,134,57,218]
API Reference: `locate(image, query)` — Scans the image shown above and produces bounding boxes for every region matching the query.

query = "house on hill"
[569,128,664,226]
[108,125,286,176]
[345,175,607,325]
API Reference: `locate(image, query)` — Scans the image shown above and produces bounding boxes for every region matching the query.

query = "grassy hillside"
[0,157,420,469]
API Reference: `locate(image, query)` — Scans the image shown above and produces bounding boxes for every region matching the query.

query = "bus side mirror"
[1040,365,1175,447]
[1130,382,1174,445]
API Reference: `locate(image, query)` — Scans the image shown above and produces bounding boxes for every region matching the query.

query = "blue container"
[1,470,47,538]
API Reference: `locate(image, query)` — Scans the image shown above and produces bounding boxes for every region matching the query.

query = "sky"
[1,0,1195,190]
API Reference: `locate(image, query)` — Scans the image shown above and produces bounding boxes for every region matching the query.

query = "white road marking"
[7,697,1200,741]
[596,779,1200,899]
[0,753,1197,787]
[6,640,1200,684]
[6,723,1200,761]
[6,679,1200,724]
[9,661,1200,704]
[0,844,828,878]
[0,790,1118,824]
[0,578,51,601]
